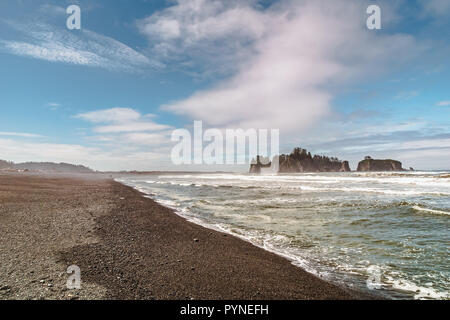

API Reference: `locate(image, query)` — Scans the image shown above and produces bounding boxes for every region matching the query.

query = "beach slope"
[0,174,371,300]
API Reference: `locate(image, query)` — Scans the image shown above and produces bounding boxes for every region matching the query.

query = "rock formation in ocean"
[357,156,405,172]
[249,156,272,174]
[250,148,351,173]
[279,148,351,173]
[341,160,351,172]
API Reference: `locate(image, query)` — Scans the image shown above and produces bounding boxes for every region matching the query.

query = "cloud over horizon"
[138,0,424,132]
[0,136,170,171]
[76,108,171,132]
[76,107,173,146]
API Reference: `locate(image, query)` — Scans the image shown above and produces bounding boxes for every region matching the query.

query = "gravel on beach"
[0,173,374,300]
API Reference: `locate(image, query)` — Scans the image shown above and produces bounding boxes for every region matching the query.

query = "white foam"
[385,275,449,300]
[133,173,450,197]
[116,176,450,300]
[412,205,450,216]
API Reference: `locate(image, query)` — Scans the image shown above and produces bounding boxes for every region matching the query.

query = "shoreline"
[118,177,387,300]
[0,173,376,300]
[121,179,335,283]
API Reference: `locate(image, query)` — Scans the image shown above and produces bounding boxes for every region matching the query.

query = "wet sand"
[0,173,374,300]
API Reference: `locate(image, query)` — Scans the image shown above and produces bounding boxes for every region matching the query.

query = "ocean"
[117,171,449,300]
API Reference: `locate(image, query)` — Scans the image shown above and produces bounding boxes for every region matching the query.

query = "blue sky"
[0,0,449,171]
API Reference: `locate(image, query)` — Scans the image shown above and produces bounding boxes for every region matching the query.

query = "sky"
[0,0,449,171]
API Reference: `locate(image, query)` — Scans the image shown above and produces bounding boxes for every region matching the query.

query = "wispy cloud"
[76,108,171,133]
[394,90,420,100]
[77,108,143,124]
[45,102,61,110]
[0,21,161,73]
[0,132,43,138]
[76,108,173,149]
[294,117,450,170]
[436,100,450,106]
[38,4,67,16]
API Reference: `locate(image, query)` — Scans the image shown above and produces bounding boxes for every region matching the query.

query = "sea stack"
[278,148,351,173]
[249,148,351,174]
[249,156,272,174]
[357,156,405,172]
[340,161,351,172]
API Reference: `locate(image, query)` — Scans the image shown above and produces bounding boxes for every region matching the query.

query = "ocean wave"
[411,205,450,216]
[385,275,449,300]
[139,176,450,196]
[117,177,449,300]
[363,265,449,300]
[290,185,449,196]
[161,172,450,183]
[180,182,449,196]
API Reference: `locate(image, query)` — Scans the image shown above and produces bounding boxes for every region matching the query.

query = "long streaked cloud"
[290,116,450,169]
[139,0,423,131]
[76,108,171,133]
[0,131,44,138]
[315,133,450,154]
[0,21,161,73]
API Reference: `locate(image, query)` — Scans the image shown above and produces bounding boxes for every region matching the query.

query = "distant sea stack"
[250,148,351,173]
[357,156,405,172]
[249,156,272,174]
[279,148,351,173]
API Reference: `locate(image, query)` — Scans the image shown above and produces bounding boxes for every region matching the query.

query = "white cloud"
[76,108,171,133]
[0,22,161,73]
[140,0,421,132]
[75,108,173,155]
[1,107,174,171]
[436,100,450,106]
[138,0,276,76]
[77,108,141,123]
[93,123,170,134]
[1,40,100,65]
[139,0,266,44]
[0,132,44,138]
